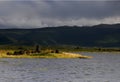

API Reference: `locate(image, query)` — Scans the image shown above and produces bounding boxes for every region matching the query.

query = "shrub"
[13,51,24,55]
[6,52,13,55]
[55,49,59,53]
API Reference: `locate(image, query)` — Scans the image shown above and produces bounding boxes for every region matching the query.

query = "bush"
[6,52,13,55]
[13,51,25,55]
[55,49,59,53]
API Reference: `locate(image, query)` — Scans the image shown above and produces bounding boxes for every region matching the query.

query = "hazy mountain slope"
[0,24,120,47]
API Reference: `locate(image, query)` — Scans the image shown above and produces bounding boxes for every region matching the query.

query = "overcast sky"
[0,0,120,28]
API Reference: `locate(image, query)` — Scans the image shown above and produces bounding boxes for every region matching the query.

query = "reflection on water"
[0,52,120,82]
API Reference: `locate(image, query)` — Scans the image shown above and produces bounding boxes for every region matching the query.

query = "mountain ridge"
[0,24,120,47]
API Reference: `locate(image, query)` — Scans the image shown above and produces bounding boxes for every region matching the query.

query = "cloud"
[0,0,120,28]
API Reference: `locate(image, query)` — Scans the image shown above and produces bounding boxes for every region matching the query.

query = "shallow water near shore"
[0,52,120,82]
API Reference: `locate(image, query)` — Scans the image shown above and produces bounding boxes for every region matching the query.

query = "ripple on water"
[0,52,120,82]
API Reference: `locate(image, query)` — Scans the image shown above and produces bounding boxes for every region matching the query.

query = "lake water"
[0,52,120,82]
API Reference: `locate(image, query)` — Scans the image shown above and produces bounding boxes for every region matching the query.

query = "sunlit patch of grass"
[50,52,92,58]
[0,50,92,58]
[0,50,14,58]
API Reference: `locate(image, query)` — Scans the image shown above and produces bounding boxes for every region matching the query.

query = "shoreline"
[0,52,92,59]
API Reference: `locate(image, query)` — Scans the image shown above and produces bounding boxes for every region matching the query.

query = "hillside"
[0,24,120,47]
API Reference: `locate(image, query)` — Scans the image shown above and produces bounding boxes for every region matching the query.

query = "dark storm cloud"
[40,1,120,19]
[0,0,120,28]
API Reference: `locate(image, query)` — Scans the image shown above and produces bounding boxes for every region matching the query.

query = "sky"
[0,0,120,28]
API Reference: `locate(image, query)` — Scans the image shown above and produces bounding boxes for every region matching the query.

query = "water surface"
[0,52,120,82]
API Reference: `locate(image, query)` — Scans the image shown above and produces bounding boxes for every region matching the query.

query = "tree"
[35,45,40,53]
[55,49,59,53]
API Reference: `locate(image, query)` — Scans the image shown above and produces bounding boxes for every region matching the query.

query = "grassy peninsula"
[0,51,92,58]
[0,50,92,59]
[0,45,92,59]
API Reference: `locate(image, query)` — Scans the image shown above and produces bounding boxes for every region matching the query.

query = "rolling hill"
[0,24,120,47]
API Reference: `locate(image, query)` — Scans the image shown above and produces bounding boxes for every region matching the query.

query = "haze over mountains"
[0,24,120,47]
[0,1,120,28]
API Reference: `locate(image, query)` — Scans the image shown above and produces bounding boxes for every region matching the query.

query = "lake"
[0,52,120,82]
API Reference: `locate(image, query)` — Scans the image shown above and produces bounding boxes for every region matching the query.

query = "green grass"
[0,50,92,58]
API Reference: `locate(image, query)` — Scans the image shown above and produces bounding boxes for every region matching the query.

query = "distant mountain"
[0,24,120,47]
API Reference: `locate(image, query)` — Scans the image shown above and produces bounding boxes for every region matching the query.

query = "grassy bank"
[0,50,92,58]
[0,45,120,52]
[58,47,120,52]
